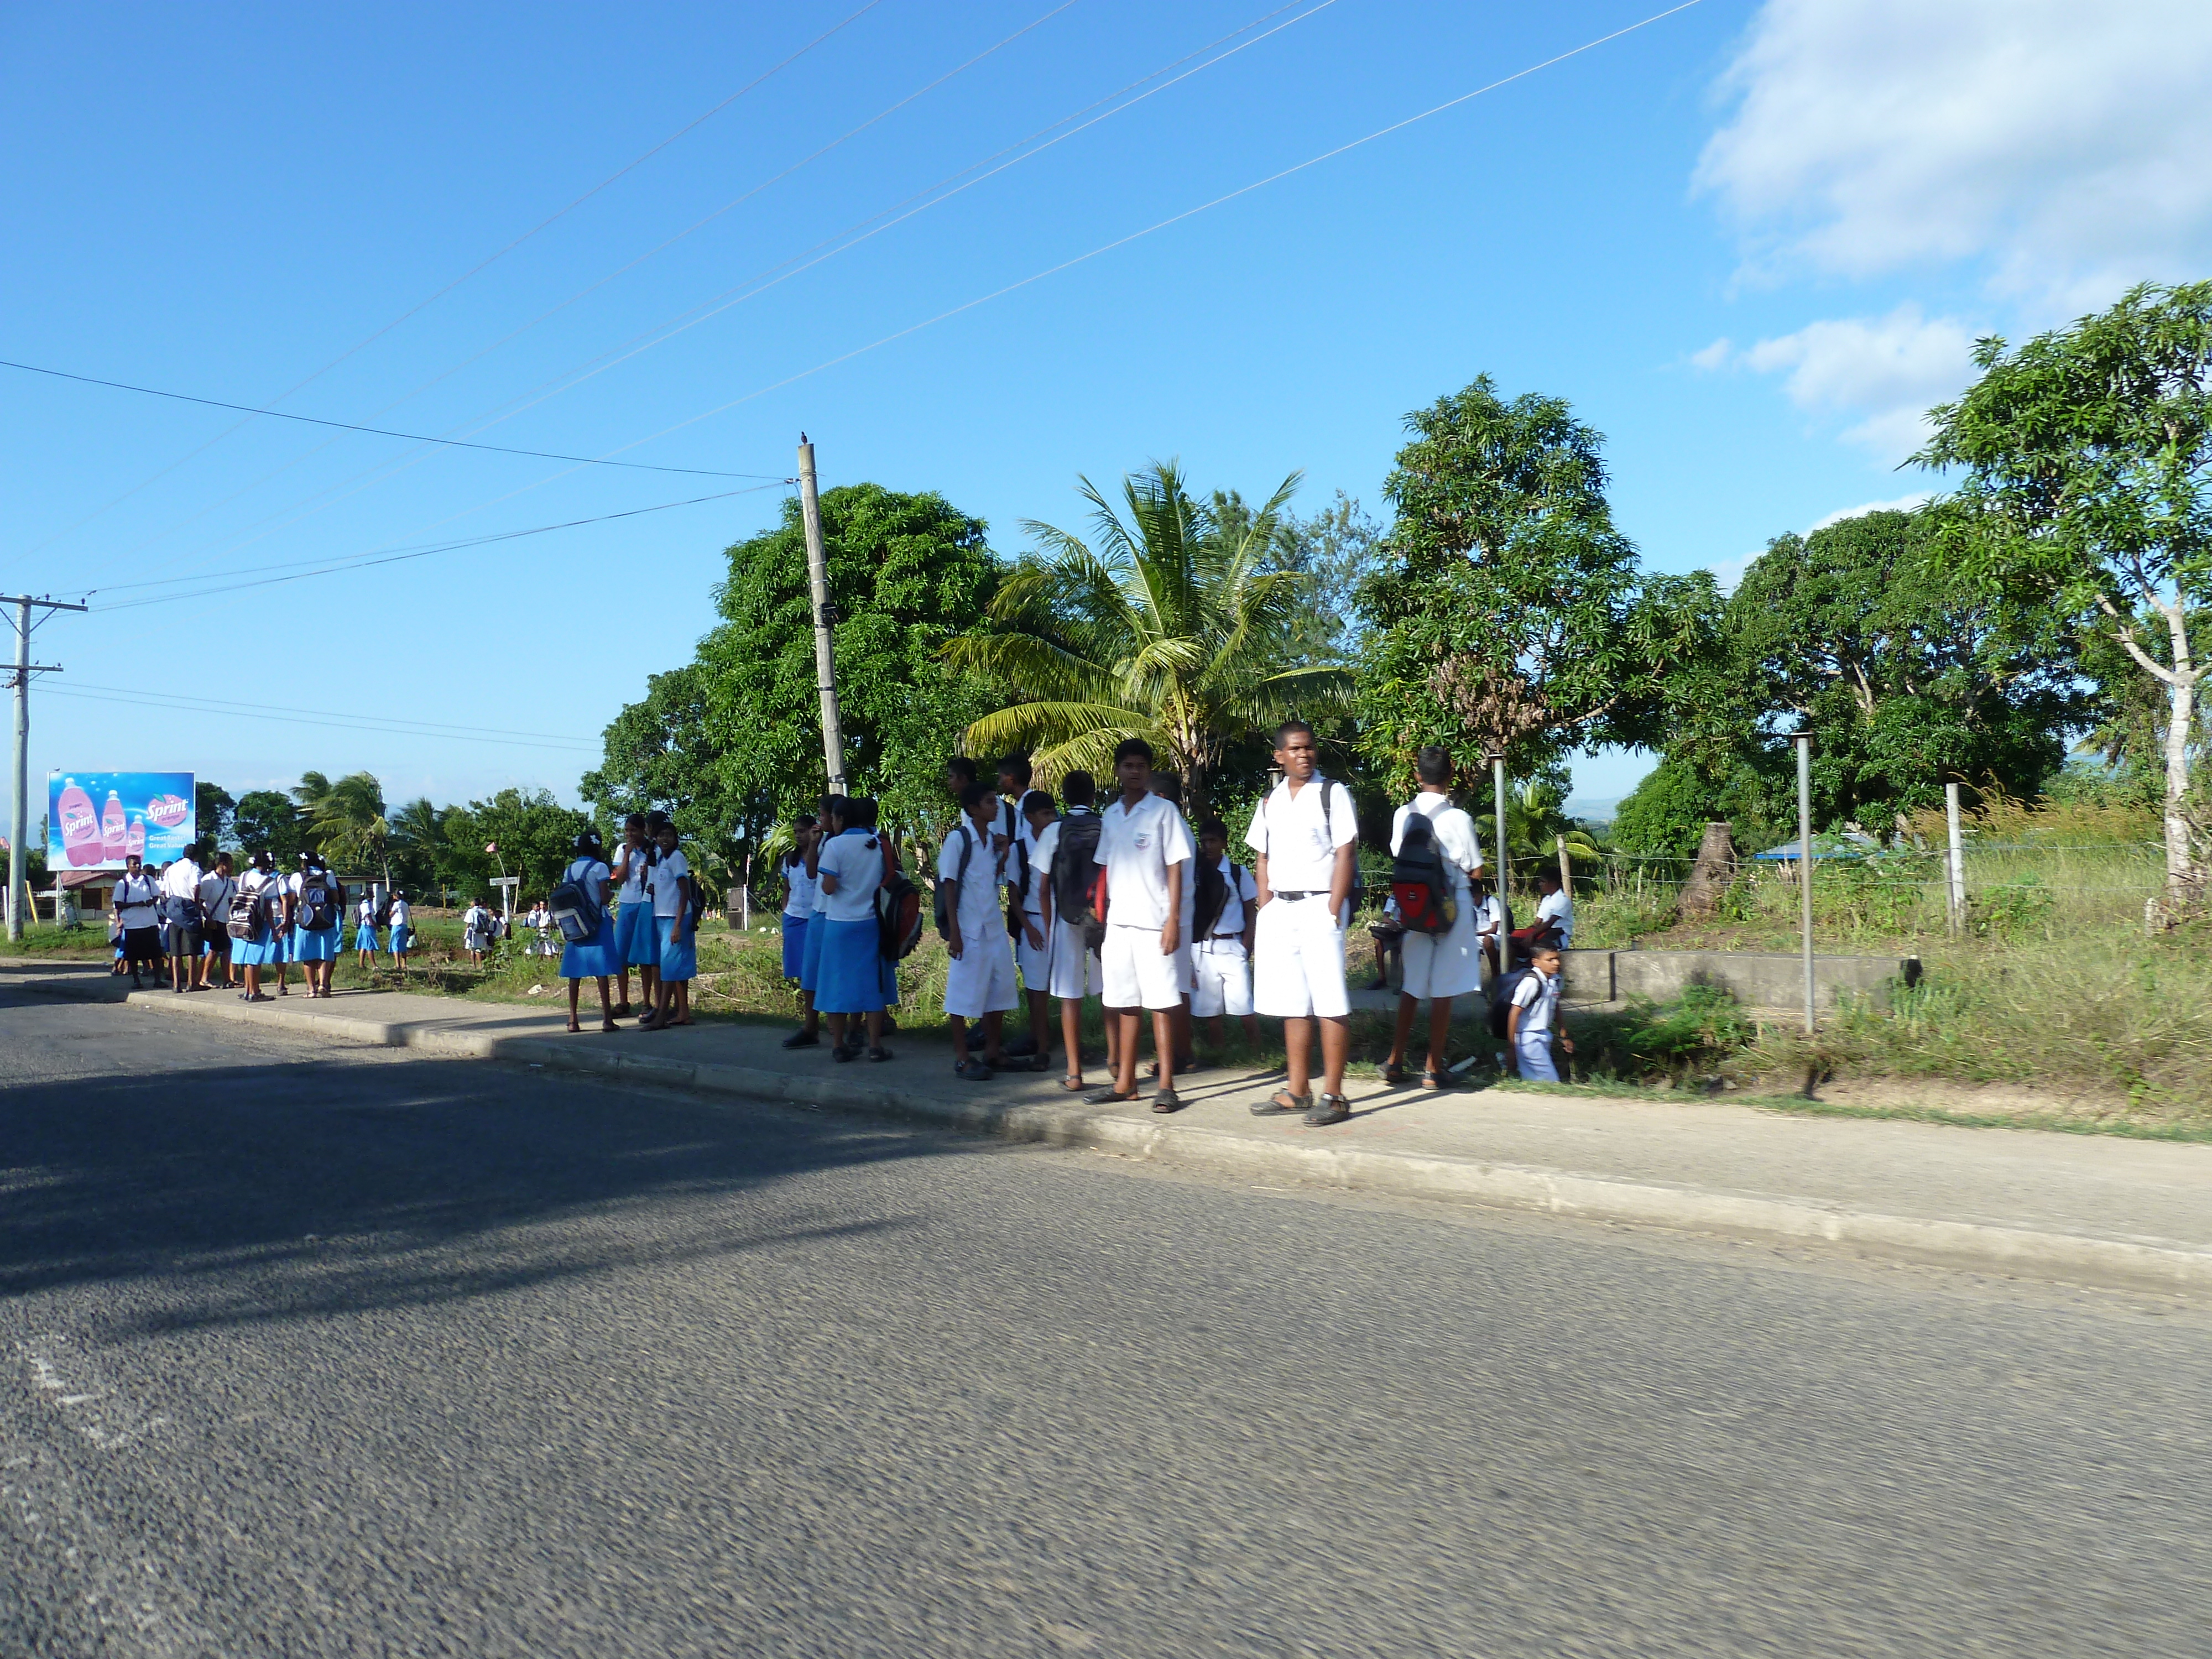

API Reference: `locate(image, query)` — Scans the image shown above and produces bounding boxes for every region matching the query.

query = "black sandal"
[1382,1062,1411,1086]
[1251,1089,1310,1117]
[1305,1094,1352,1126]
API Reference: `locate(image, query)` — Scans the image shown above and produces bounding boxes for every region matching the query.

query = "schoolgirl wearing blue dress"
[778,815,825,1051]
[811,797,898,1061]
[231,853,284,1002]
[387,892,415,974]
[796,796,841,1008]
[641,823,696,1030]
[290,855,343,1000]
[557,830,623,1032]
[353,896,380,963]
[609,813,658,1018]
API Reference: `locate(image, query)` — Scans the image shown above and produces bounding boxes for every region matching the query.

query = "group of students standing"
[551,811,703,1033]
[770,723,1576,1126]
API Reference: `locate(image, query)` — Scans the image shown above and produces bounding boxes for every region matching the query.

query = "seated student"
[1368,896,1405,991]
[940,781,1024,1079]
[1190,817,1261,1052]
[1087,738,1193,1113]
[778,814,822,1048]
[1506,941,1574,1083]
[1509,869,1575,954]
[1472,877,1505,984]
[1011,789,1060,1077]
[1037,769,1108,1091]
[813,796,896,1062]
[643,820,696,1030]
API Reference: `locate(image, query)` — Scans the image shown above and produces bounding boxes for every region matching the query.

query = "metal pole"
[1795,732,1815,1035]
[1491,754,1511,974]
[797,434,847,795]
[1944,781,1966,936]
[9,598,25,941]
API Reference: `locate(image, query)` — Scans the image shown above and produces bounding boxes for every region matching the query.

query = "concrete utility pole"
[7,594,86,942]
[796,434,847,796]
[1489,754,1512,974]
[1794,730,1815,1036]
[1944,781,1967,936]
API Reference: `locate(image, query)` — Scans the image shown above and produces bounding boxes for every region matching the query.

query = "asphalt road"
[4,978,2210,1658]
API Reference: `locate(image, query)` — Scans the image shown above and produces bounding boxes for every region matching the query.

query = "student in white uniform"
[1507,942,1573,1083]
[198,852,237,990]
[1383,745,1487,1089]
[1189,818,1260,1051]
[938,782,1023,1078]
[159,843,205,994]
[1149,769,1198,1078]
[1035,770,1108,1092]
[609,813,658,1019]
[1087,738,1193,1113]
[112,854,162,989]
[1535,869,1575,948]
[1246,720,1360,1125]
[1011,790,1061,1078]
[778,815,822,1049]
[463,898,495,967]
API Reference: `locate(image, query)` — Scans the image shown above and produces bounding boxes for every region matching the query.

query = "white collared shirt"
[1246,774,1356,894]
[1537,888,1574,947]
[937,820,1009,937]
[1094,791,1192,931]
[1511,966,1561,1034]
[1198,854,1258,937]
[160,858,203,901]
[815,829,885,923]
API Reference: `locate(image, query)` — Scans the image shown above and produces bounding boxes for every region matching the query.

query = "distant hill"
[1566,796,1619,825]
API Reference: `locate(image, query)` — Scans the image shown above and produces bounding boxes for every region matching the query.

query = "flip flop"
[1059,1076,1087,1092]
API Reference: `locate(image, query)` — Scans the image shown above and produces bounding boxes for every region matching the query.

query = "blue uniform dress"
[231,879,280,966]
[652,852,697,983]
[559,858,621,980]
[813,829,896,1015]
[388,909,414,956]
[781,911,808,980]
[799,895,829,995]
[609,847,659,968]
[353,907,380,953]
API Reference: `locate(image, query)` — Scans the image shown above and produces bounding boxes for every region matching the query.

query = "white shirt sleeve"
[1244,797,1270,860]
[1511,974,1542,1008]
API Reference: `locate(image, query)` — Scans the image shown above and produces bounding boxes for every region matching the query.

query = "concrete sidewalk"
[14,961,2212,1296]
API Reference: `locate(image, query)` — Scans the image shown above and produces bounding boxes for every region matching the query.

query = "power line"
[604,0,1709,457]
[55,681,601,748]
[121,0,1343,590]
[0,359,784,478]
[41,685,601,754]
[24,0,883,567]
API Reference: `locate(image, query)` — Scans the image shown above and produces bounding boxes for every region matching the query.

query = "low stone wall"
[1560,948,1919,1009]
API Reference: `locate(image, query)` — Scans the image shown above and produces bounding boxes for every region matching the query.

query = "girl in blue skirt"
[232,851,283,1002]
[796,795,841,1013]
[609,813,658,1019]
[557,828,622,1032]
[779,813,822,1050]
[642,820,696,1030]
[812,795,897,1062]
[388,890,414,976]
[353,892,380,967]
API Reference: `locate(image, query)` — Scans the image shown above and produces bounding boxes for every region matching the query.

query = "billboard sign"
[47,771,196,870]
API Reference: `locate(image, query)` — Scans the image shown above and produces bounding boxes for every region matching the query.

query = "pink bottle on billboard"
[58,780,102,867]
[126,814,147,859]
[103,791,127,860]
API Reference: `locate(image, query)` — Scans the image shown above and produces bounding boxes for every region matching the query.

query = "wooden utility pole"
[7,594,86,941]
[796,435,847,796]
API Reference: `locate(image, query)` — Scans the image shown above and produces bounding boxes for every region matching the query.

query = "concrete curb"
[33,976,2212,1298]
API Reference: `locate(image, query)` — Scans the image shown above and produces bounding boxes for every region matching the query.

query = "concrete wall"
[1560,948,1919,1009]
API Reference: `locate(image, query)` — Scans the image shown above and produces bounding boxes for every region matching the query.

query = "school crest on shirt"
[1133,832,1151,849]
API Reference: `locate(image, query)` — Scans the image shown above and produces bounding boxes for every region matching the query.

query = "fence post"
[1944,781,1966,936]
[1794,731,1815,1036]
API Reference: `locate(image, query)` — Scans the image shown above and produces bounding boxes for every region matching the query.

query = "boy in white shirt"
[1034,771,1110,1091]
[1507,942,1574,1083]
[1382,746,1486,1089]
[940,781,1022,1078]
[1190,818,1260,1051]
[1535,870,1575,948]
[1246,720,1359,1125]
[1011,789,1061,1078]
[1088,738,1193,1112]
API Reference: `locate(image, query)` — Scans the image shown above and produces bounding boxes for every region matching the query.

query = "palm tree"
[387,798,450,902]
[1498,779,1605,881]
[948,461,1351,825]
[294,771,393,886]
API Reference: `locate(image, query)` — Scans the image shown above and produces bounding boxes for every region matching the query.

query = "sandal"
[1083,1085,1140,1104]
[1421,1068,1448,1091]
[1305,1094,1352,1126]
[599,1022,619,1033]
[1151,1090,1183,1113]
[1382,1062,1410,1086]
[1250,1089,1310,1117]
[954,1058,995,1082]
[1059,1076,1088,1092]
[866,1045,894,1062]
[566,1021,582,1034]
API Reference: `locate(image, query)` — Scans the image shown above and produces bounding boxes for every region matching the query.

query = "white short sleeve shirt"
[1094,792,1193,932]
[1246,775,1357,894]
[649,850,690,919]
[937,821,1008,936]
[1021,818,1059,920]
[1511,967,1561,1034]
[1199,856,1258,937]
[1537,888,1574,947]
[613,844,652,906]
[782,859,818,919]
[815,830,886,923]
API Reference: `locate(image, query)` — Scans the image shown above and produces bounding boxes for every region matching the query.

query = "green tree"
[231,790,304,862]
[1358,377,1715,794]
[1921,280,2212,906]
[581,662,749,880]
[195,781,236,849]
[444,788,589,900]
[293,770,393,883]
[387,799,453,900]
[948,462,1350,826]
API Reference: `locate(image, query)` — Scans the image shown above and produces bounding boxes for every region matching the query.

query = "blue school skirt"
[353,923,380,952]
[293,926,340,962]
[814,916,897,1014]
[614,901,658,968]
[388,925,413,956]
[656,915,696,983]
[562,922,620,980]
[232,925,278,967]
[799,906,828,994]
[780,911,808,980]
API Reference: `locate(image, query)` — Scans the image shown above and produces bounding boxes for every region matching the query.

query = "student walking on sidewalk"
[1087,738,1193,1112]
[1246,719,1360,1125]
[1506,942,1573,1082]
[1382,745,1486,1089]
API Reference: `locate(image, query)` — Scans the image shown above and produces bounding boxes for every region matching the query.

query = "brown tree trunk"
[1678,821,1738,919]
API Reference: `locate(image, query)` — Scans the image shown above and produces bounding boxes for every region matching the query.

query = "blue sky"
[5,0,2208,819]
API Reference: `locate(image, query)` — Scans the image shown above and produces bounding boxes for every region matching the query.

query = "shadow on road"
[0,983,961,1333]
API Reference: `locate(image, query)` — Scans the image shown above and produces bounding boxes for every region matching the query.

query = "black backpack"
[1050,811,1105,950]
[298,872,339,932]
[548,859,605,945]
[1192,857,1246,940]
[1390,814,1457,936]
[227,888,260,941]
[877,853,924,962]
[1488,967,1533,1040]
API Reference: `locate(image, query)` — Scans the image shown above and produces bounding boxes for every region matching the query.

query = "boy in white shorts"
[940,781,1022,1079]
[1036,770,1111,1090]
[1087,738,1192,1113]
[1382,744,1486,1089]
[1246,719,1360,1125]
[1507,942,1573,1083]
[1190,818,1260,1051]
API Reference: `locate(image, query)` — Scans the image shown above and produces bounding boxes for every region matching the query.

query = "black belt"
[1273,890,1322,900]
[1204,931,1244,941]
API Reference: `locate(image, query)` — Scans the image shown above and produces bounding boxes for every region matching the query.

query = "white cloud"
[1688,336,1733,372]
[1697,0,2212,306]
[1738,303,1979,460]
[1805,493,1930,533]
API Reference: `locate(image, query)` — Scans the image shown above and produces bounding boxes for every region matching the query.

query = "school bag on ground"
[1050,812,1106,951]
[298,871,340,932]
[1390,814,1457,936]
[547,861,605,945]
[1488,967,1533,1041]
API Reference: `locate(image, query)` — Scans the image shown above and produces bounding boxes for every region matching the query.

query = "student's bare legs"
[566,978,585,1031]
[980,1010,1005,1066]
[1024,988,1054,1066]
[1058,998,1086,1083]
[1282,1014,1349,1098]
[1423,997,1454,1076]
[1151,1009,1177,1094]
[1386,993,1423,1073]
[1108,1008,1144,1094]
[799,987,820,1039]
